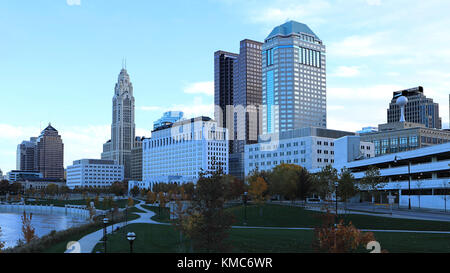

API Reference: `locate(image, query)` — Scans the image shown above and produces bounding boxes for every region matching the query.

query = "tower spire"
[122,57,127,70]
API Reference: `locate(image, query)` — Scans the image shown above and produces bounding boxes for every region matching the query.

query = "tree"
[45,184,58,197]
[10,182,23,195]
[175,168,235,252]
[222,175,245,201]
[249,177,268,216]
[415,180,424,209]
[313,211,380,253]
[21,211,38,243]
[0,180,9,195]
[146,190,156,204]
[127,196,134,207]
[295,166,314,205]
[130,185,140,197]
[158,192,167,219]
[110,181,127,196]
[0,226,5,252]
[360,166,386,206]
[337,168,358,212]
[315,165,339,202]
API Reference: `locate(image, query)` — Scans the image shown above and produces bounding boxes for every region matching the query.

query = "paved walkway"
[66,200,167,253]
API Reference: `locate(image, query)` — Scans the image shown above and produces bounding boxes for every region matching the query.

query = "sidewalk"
[65,200,168,253]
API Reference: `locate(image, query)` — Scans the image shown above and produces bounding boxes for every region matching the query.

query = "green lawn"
[228,204,450,231]
[141,204,171,223]
[91,223,450,253]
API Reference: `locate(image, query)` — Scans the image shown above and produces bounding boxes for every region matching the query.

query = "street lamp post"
[334,182,339,226]
[394,156,411,210]
[243,192,248,226]
[127,232,136,253]
[103,217,109,253]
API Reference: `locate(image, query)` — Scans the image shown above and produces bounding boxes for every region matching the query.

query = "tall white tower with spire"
[102,66,136,180]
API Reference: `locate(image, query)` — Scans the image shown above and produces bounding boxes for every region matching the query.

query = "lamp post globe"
[127,232,136,253]
[103,217,109,253]
[243,192,248,226]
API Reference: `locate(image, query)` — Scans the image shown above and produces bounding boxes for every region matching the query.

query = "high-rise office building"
[102,67,136,180]
[142,116,229,186]
[262,20,327,134]
[130,136,144,181]
[214,50,239,143]
[233,39,263,153]
[36,124,64,180]
[16,137,37,171]
[387,86,442,129]
[226,39,263,180]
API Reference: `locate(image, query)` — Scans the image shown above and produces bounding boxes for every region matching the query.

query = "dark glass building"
[36,124,64,180]
[214,50,239,141]
[387,86,442,129]
[16,137,38,171]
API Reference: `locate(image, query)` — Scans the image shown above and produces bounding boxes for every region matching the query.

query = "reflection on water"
[0,212,87,249]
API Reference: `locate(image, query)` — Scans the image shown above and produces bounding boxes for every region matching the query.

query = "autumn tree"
[249,177,268,216]
[130,185,140,197]
[21,212,38,243]
[146,190,156,204]
[158,192,167,219]
[312,210,382,253]
[0,226,5,252]
[127,196,134,207]
[110,181,127,196]
[45,184,58,197]
[175,168,235,252]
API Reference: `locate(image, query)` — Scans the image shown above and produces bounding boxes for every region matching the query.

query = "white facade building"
[143,116,228,187]
[330,136,450,210]
[245,127,374,176]
[66,159,124,189]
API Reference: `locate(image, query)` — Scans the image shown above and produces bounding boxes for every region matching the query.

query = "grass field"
[141,204,171,222]
[228,204,450,231]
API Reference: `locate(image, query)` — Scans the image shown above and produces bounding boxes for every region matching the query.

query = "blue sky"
[1,0,449,173]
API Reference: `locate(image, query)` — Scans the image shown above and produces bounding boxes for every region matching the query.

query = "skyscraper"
[214,50,239,144]
[262,21,327,134]
[101,67,136,180]
[387,86,442,129]
[233,39,263,153]
[36,124,64,179]
[16,137,37,171]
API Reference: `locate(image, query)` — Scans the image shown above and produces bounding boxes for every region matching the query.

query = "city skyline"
[1,0,450,173]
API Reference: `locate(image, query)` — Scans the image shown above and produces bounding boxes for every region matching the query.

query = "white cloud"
[66,0,81,6]
[328,32,405,57]
[183,81,214,96]
[332,66,361,77]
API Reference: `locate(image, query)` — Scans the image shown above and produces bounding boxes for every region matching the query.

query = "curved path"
[66,199,168,253]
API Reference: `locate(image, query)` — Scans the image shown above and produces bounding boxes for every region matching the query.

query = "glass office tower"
[262,21,327,134]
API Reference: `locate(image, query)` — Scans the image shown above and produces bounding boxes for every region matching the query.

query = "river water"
[0,211,87,249]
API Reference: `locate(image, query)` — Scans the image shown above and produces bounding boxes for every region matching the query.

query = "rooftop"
[266,20,319,40]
